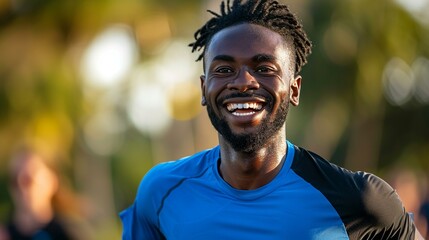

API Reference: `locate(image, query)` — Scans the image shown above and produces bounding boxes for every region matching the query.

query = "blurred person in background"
[0,146,91,240]
[120,0,425,239]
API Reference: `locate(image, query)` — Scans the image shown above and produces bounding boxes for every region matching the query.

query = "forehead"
[205,23,293,64]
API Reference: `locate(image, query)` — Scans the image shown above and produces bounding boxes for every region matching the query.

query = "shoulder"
[136,146,220,202]
[292,145,415,238]
[291,146,359,191]
[140,146,219,184]
[125,146,220,233]
[292,145,405,213]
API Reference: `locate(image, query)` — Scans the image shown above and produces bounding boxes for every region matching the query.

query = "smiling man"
[120,0,423,239]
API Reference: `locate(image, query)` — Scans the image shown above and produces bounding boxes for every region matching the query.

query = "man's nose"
[227,68,260,92]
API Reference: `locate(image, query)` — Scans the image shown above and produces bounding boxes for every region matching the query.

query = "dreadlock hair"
[189,0,312,75]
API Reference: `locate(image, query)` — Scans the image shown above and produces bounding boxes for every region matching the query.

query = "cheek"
[261,80,289,102]
[205,80,226,102]
[273,91,290,110]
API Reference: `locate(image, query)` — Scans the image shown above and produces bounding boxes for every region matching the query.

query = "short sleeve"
[120,166,167,240]
[359,173,416,239]
[120,202,162,240]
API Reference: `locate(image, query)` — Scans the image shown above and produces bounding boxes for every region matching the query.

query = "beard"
[206,92,289,153]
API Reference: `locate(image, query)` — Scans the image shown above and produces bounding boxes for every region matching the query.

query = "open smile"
[221,95,267,119]
[226,102,264,116]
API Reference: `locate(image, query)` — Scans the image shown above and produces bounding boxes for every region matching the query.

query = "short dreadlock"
[189,0,312,75]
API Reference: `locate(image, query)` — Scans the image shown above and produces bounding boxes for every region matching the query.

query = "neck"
[218,133,287,190]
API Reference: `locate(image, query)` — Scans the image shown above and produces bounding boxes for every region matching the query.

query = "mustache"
[217,92,272,104]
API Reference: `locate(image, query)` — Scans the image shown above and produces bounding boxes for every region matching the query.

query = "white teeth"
[226,102,263,112]
[232,111,256,116]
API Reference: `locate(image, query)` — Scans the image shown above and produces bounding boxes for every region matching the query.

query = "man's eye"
[256,66,275,73]
[215,67,233,73]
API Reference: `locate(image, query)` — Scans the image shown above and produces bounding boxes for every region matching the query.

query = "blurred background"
[0,0,428,239]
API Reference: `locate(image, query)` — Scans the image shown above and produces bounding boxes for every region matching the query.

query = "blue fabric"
[120,141,349,239]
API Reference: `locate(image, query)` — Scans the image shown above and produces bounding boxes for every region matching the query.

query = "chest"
[158,173,348,240]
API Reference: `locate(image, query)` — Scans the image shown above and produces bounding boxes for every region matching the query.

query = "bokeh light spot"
[382,58,414,106]
[81,24,138,89]
[127,81,171,136]
[412,57,429,104]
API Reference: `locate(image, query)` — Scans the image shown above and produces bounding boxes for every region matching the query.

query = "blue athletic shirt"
[120,141,415,239]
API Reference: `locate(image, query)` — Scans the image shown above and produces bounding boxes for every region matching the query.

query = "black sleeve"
[349,172,416,240]
[292,146,416,240]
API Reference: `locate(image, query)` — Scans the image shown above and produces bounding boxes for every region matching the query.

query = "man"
[120,0,424,239]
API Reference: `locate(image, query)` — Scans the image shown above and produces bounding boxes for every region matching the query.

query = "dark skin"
[200,23,301,190]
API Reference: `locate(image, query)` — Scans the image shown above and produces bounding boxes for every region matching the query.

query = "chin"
[206,97,290,152]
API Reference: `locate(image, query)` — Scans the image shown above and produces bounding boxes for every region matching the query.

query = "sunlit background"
[0,0,428,239]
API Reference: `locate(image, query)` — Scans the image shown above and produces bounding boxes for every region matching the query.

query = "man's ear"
[200,75,207,106]
[290,76,301,106]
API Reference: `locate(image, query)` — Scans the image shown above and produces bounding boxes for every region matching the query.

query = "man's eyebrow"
[210,54,277,63]
[252,54,277,63]
[212,55,235,62]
